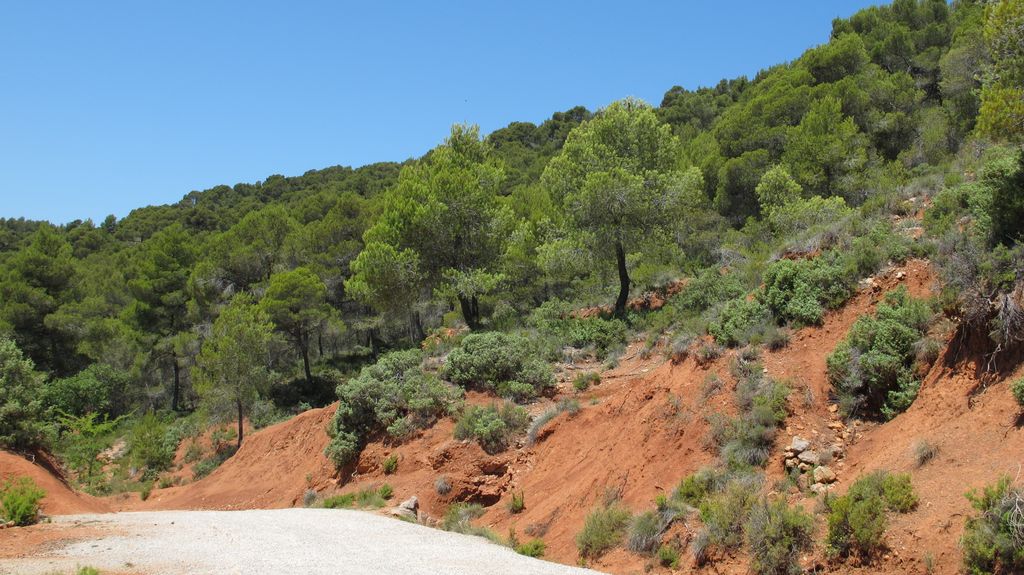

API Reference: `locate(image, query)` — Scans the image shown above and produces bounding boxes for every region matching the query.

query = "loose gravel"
[1,509,606,575]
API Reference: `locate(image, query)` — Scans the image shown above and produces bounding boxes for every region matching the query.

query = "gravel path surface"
[1,509,606,575]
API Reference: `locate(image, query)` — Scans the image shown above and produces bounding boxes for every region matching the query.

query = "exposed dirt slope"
[129,406,337,510]
[0,451,108,516]
[110,257,1024,575]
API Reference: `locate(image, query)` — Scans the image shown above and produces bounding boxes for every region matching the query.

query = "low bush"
[657,543,681,568]
[699,473,763,550]
[192,445,236,480]
[572,371,600,392]
[378,484,393,500]
[0,476,45,526]
[708,297,772,347]
[746,497,814,575]
[826,471,917,558]
[695,341,724,365]
[325,349,463,467]
[382,454,398,475]
[453,403,529,454]
[1012,377,1024,408]
[516,538,546,558]
[576,504,632,559]
[529,304,628,359]
[826,287,932,419]
[508,491,525,514]
[442,502,501,541]
[128,412,176,479]
[434,475,452,495]
[913,440,939,467]
[321,486,388,510]
[962,476,1024,575]
[760,252,854,327]
[673,269,747,314]
[627,510,664,554]
[445,332,555,401]
[715,378,789,468]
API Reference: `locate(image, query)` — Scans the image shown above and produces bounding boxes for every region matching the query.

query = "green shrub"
[699,473,762,550]
[760,252,853,326]
[674,269,747,314]
[516,538,546,558]
[445,332,555,401]
[321,486,388,510]
[826,471,917,558]
[627,510,664,554]
[573,371,600,392]
[826,287,932,419]
[76,568,100,575]
[746,497,814,575]
[715,377,789,468]
[508,490,525,514]
[576,504,632,559]
[695,341,724,364]
[529,305,628,359]
[962,477,1024,575]
[1012,377,1024,408]
[378,484,393,500]
[708,297,772,347]
[453,403,529,453]
[321,493,356,509]
[0,476,45,526]
[128,412,176,479]
[382,454,398,475]
[192,445,236,480]
[326,349,463,467]
[441,502,501,541]
[671,467,721,509]
[657,543,681,568]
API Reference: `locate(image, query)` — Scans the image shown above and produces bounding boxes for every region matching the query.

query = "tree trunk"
[236,398,244,449]
[301,336,313,386]
[459,296,481,330]
[614,241,630,318]
[171,357,181,412]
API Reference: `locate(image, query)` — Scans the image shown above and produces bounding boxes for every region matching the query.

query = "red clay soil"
[0,451,108,516]
[72,257,1024,574]
[125,406,338,511]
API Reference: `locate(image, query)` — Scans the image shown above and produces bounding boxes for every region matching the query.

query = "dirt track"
[0,509,605,575]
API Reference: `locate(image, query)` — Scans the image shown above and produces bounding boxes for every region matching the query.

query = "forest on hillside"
[1,0,1023,537]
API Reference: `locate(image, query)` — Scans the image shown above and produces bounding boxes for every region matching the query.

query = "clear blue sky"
[1,1,885,224]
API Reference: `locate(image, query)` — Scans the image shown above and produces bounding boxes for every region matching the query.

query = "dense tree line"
[0,0,1020,450]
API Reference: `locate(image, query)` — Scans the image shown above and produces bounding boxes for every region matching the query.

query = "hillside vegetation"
[2,1,1024,573]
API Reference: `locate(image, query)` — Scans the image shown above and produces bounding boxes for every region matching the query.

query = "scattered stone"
[398,496,419,512]
[799,462,811,472]
[813,466,837,484]
[828,421,844,430]
[797,450,820,465]
[810,483,830,495]
[790,437,811,453]
[896,271,906,280]
[797,474,810,491]
[389,506,417,521]
[829,444,844,458]
[785,458,799,469]
[828,404,839,414]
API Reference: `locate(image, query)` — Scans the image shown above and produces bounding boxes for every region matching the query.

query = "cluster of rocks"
[784,436,837,495]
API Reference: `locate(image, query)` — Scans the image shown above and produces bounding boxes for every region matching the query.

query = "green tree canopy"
[194,295,274,448]
[543,98,706,316]
[261,267,333,385]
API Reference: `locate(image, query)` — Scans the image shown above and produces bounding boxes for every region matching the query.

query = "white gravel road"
[1,509,606,575]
